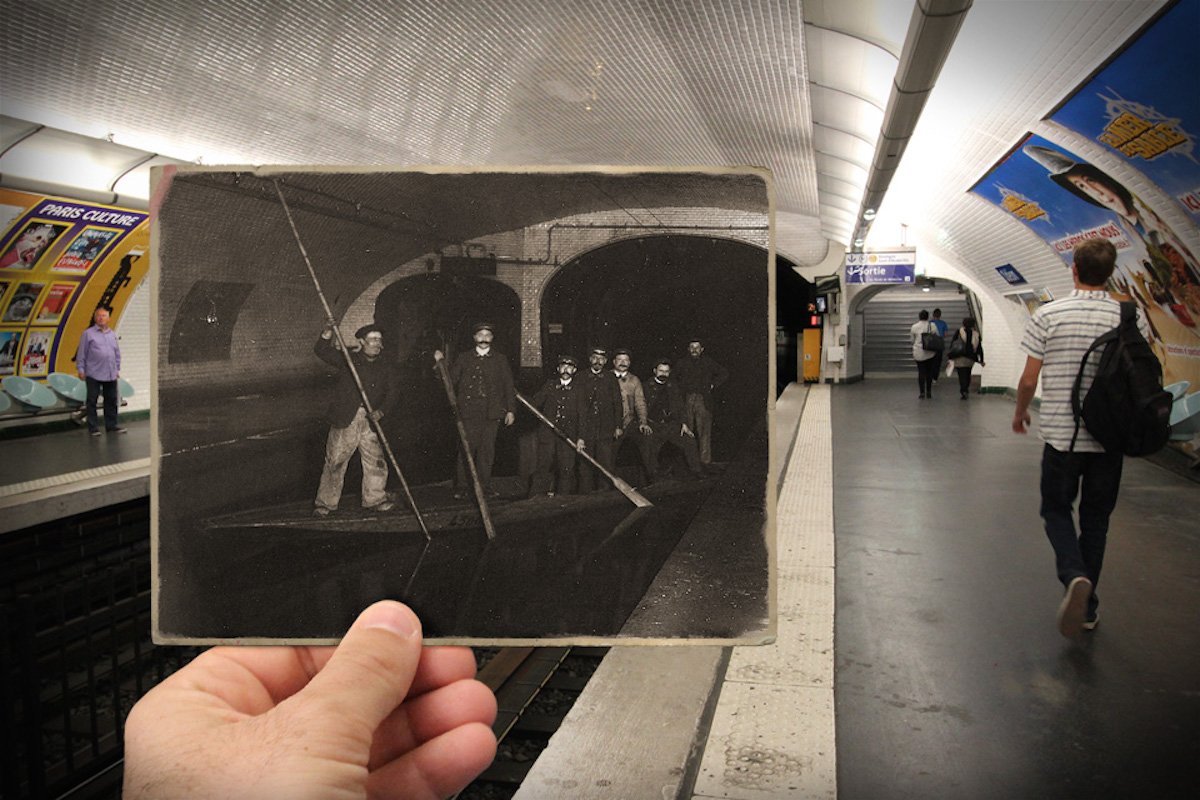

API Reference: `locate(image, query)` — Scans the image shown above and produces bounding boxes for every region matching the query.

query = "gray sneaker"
[1083,612,1099,631]
[1056,576,1092,638]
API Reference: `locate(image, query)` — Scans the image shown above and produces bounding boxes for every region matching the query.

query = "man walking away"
[1012,239,1150,637]
[930,308,948,381]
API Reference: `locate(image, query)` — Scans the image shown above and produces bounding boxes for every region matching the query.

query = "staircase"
[862,295,970,376]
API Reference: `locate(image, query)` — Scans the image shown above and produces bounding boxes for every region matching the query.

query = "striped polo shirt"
[1019,289,1150,452]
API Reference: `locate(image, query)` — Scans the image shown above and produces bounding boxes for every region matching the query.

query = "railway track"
[457,646,608,799]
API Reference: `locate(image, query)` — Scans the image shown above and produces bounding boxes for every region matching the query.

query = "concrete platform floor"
[834,379,1200,799]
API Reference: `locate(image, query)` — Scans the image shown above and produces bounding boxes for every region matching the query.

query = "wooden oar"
[516,392,653,508]
[433,351,496,541]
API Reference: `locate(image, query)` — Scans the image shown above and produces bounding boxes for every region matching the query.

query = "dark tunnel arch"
[540,234,770,463]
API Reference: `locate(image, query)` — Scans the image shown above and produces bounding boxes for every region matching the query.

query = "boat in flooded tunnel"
[152,167,773,644]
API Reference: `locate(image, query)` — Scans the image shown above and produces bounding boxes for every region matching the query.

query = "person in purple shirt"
[77,305,125,435]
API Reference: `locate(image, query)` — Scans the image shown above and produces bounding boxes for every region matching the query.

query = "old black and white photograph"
[152,166,774,644]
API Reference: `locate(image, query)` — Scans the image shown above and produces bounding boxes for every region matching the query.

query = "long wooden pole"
[433,351,496,540]
[515,392,653,508]
[273,180,430,540]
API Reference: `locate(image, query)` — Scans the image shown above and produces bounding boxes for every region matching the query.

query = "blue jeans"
[1039,444,1123,617]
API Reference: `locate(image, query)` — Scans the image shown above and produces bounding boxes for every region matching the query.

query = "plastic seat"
[1,375,58,410]
[0,392,11,415]
[1164,381,1190,401]
[1168,390,1200,441]
[119,378,135,399]
[47,372,87,405]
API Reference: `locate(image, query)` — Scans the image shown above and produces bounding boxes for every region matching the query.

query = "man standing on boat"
[577,347,623,492]
[643,358,703,483]
[673,338,728,472]
[447,322,516,499]
[529,355,588,496]
[611,348,653,480]
[313,322,399,517]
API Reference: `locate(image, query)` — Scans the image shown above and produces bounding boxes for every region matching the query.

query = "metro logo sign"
[844,251,916,284]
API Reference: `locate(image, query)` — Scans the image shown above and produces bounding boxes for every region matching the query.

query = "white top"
[1019,289,1151,452]
[910,320,937,361]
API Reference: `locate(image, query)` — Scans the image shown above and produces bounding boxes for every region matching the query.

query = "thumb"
[298,601,423,736]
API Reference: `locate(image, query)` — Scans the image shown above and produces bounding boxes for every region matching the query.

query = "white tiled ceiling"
[0,0,1180,285]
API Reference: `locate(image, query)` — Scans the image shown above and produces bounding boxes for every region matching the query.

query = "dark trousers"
[535,428,577,494]
[577,419,615,492]
[86,377,119,432]
[930,352,943,382]
[1040,444,1124,618]
[644,425,701,480]
[457,417,498,490]
[915,358,936,396]
[956,366,973,396]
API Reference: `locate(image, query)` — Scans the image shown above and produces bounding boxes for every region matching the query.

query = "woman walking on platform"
[949,317,985,399]
[910,309,939,399]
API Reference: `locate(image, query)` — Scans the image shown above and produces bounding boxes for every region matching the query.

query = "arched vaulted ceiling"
[0,0,1184,298]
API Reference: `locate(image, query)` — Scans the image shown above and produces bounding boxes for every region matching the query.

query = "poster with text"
[2,282,47,324]
[0,219,72,271]
[53,226,122,273]
[35,282,78,324]
[1047,0,1200,222]
[971,132,1200,394]
[0,330,22,376]
[21,328,54,377]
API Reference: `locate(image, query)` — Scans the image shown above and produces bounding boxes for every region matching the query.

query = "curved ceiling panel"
[804,25,897,111]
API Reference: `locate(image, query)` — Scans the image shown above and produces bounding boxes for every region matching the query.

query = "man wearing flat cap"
[577,346,623,492]
[446,322,516,498]
[529,354,589,496]
[674,338,728,471]
[312,320,400,516]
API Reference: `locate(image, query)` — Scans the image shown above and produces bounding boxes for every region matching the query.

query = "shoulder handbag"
[920,323,944,352]
[947,330,967,359]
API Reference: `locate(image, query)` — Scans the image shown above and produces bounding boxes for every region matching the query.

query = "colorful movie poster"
[971,132,1200,393]
[0,330,22,376]
[1047,0,1200,221]
[53,226,121,273]
[0,279,10,305]
[35,282,78,324]
[0,219,72,271]
[2,281,46,324]
[21,328,54,377]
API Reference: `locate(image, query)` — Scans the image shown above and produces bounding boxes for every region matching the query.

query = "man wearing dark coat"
[642,358,702,482]
[446,322,515,498]
[529,355,589,496]
[673,338,728,469]
[576,347,623,492]
[313,322,400,516]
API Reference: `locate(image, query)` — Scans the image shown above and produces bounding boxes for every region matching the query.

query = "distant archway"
[541,235,768,461]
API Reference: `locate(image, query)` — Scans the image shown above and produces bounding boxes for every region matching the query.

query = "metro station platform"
[519,380,1200,800]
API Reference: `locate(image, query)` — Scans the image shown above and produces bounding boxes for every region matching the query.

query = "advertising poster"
[2,281,46,324]
[1047,0,1200,222]
[0,330,22,376]
[971,132,1200,398]
[0,189,151,381]
[21,328,54,377]
[53,226,121,273]
[35,282,78,324]
[0,219,72,271]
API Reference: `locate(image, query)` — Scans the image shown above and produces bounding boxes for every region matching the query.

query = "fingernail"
[358,601,420,639]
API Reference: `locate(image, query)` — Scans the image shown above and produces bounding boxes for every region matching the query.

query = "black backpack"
[1070,302,1172,456]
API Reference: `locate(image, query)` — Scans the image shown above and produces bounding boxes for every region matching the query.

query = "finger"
[368,678,497,769]
[294,600,423,737]
[409,646,478,697]
[366,722,497,800]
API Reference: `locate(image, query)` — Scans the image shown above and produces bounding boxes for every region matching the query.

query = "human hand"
[370,409,384,422]
[639,423,652,435]
[1012,410,1030,434]
[504,411,515,426]
[576,438,587,452]
[681,424,694,438]
[123,601,497,800]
